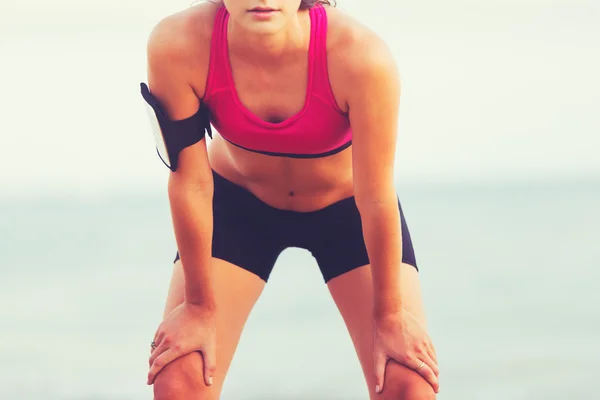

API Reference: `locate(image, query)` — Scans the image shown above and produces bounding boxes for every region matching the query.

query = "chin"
[240,16,285,35]
[248,25,281,35]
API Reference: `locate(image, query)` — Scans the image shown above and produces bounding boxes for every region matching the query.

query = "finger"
[200,347,217,386]
[427,337,437,362]
[149,332,173,366]
[414,359,440,393]
[149,329,165,359]
[373,351,388,394]
[154,329,166,347]
[150,337,162,358]
[150,334,162,354]
[427,342,438,366]
[421,351,439,378]
[153,323,163,343]
[148,340,170,368]
[147,348,178,385]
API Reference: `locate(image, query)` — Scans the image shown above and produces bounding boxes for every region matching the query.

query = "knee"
[379,360,436,400]
[153,352,213,400]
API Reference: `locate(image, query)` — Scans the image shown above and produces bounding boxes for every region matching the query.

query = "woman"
[142,0,439,398]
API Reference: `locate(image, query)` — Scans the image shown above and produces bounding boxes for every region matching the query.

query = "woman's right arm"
[145,14,218,386]
[146,16,215,308]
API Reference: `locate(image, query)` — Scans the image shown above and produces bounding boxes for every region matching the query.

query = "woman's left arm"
[347,34,439,394]
[348,36,403,319]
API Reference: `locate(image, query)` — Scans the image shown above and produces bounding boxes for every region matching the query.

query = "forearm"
[358,196,404,317]
[168,176,215,308]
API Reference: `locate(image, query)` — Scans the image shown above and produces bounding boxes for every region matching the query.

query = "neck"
[228,11,310,62]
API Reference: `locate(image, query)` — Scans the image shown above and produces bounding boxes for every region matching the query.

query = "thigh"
[155,258,266,398]
[311,197,417,283]
[327,263,433,399]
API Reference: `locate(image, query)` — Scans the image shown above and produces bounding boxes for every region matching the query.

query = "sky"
[1,0,599,197]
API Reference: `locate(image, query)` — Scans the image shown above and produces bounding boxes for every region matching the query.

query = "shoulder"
[146,1,221,96]
[325,7,400,92]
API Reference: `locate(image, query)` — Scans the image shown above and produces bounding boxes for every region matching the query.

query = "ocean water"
[1,179,599,400]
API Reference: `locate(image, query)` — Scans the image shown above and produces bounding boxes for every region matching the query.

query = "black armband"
[140,82,212,171]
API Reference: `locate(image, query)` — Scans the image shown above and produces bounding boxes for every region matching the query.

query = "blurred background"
[1,0,599,399]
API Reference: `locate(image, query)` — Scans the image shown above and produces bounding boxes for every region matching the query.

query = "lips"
[249,7,276,12]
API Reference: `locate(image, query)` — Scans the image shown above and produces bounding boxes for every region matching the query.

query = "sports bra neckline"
[220,7,317,128]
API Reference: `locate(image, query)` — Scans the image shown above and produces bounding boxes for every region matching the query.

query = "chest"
[229,54,310,124]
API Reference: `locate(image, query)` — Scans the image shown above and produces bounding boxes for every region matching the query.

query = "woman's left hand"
[373,309,439,394]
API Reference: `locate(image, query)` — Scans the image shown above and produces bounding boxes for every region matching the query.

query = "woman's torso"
[181,3,360,211]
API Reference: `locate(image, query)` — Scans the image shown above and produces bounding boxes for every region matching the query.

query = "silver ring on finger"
[415,361,426,372]
[151,340,157,350]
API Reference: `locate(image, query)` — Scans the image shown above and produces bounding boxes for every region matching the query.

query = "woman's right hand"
[147,302,217,386]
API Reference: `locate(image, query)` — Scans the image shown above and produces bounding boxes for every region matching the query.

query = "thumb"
[201,347,217,387]
[373,351,388,394]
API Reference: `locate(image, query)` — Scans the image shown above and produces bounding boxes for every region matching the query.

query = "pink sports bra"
[202,5,352,158]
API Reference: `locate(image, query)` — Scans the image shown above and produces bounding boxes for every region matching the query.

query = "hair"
[300,0,336,9]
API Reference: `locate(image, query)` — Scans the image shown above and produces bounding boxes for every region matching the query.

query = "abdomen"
[208,134,355,212]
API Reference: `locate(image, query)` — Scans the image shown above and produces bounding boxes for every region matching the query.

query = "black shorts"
[174,170,418,283]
